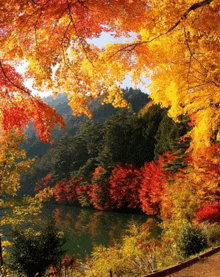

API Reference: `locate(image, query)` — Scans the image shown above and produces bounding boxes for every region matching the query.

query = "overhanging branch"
[108,0,214,60]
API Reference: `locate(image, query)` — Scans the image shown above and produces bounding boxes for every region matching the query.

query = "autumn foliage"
[109,164,142,209]
[195,201,220,223]
[1,0,220,153]
[54,161,166,215]
[2,1,220,265]
[139,159,165,215]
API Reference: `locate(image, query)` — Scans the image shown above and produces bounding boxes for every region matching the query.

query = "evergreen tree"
[9,218,66,277]
[52,135,89,182]
[154,111,191,171]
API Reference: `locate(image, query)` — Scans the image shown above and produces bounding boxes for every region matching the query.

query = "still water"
[41,202,149,259]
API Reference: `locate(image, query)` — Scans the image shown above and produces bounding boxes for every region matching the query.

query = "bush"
[177,224,208,258]
[86,219,162,277]
[9,218,66,277]
[200,222,220,246]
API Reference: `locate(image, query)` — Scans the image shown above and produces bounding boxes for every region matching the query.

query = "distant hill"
[43,88,150,118]
[19,88,150,196]
[43,94,72,115]
[22,88,150,159]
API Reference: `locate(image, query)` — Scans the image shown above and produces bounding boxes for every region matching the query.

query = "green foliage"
[141,104,165,161]
[123,87,150,112]
[98,106,164,168]
[154,110,191,163]
[73,121,104,179]
[177,224,208,259]
[98,109,135,167]
[199,222,220,246]
[8,218,66,277]
[76,121,104,158]
[52,135,89,182]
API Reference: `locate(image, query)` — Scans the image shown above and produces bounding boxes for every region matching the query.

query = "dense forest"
[19,87,190,215]
[19,87,150,195]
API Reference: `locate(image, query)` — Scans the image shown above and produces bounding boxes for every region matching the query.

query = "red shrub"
[195,201,220,223]
[35,173,52,192]
[109,164,142,209]
[54,178,79,203]
[139,158,165,215]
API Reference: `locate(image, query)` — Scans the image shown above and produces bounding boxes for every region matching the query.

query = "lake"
[41,202,150,259]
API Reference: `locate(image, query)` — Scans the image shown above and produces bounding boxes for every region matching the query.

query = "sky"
[22,32,150,98]
[87,32,150,93]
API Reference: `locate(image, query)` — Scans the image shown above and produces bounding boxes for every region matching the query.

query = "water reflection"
[42,203,149,259]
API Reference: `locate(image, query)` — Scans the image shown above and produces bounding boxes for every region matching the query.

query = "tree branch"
[0,60,31,96]
[108,0,214,60]
[66,0,95,67]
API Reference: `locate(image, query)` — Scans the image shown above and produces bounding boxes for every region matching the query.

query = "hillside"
[19,88,151,196]
[22,88,150,159]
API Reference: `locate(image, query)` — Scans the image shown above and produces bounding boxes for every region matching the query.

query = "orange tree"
[0,0,146,214]
[1,0,220,148]
[1,0,219,137]
[1,0,220,163]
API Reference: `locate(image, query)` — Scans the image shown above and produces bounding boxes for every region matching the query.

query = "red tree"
[54,177,79,203]
[139,157,165,215]
[195,201,220,223]
[109,164,142,209]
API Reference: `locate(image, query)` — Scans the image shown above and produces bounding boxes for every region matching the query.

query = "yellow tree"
[0,130,34,197]
[0,129,56,226]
